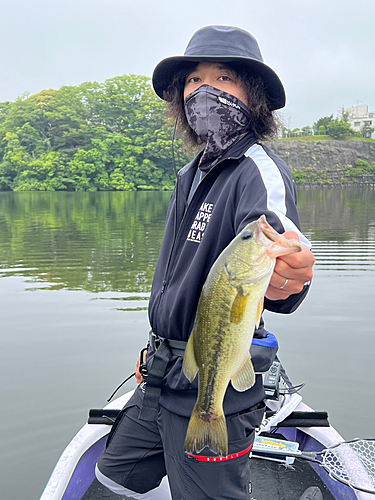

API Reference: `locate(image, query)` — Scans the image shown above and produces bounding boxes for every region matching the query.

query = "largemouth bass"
[182,215,301,456]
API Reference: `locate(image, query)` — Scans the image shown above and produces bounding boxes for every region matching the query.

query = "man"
[96,25,315,500]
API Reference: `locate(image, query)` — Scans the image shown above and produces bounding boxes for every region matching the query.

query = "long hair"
[163,62,280,147]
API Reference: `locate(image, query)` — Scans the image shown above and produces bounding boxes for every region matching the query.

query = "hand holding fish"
[265,231,315,301]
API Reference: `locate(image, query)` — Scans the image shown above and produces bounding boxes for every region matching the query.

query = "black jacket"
[147,134,311,416]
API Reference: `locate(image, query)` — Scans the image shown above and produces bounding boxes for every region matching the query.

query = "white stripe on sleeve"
[245,144,311,249]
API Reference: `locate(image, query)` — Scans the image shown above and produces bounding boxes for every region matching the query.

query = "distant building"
[346,104,375,139]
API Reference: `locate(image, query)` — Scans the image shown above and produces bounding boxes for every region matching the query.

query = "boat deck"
[81,458,336,500]
[250,457,335,500]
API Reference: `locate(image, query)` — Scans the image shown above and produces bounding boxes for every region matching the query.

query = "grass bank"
[279,136,375,143]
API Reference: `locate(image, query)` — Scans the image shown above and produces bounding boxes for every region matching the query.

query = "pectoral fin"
[182,332,198,382]
[231,354,255,392]
[255,298,264,329]
[230,292,248,323]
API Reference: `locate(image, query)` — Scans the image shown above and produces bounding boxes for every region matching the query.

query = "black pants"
[97,387,265,500]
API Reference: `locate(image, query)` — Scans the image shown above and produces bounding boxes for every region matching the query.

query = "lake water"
[0,189,374,499]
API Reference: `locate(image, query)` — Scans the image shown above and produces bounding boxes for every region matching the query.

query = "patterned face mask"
[184,85,251,171]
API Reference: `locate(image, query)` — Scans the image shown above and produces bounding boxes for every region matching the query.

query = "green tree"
[0,74,191,191]
[312,115,334,134]
[13,151,67,191]
[0,131,30,189]
[318,125,326,135]
[282,127,292,138]
[326,118,354,140]
[360,123,375,139]
[301,126,312,136]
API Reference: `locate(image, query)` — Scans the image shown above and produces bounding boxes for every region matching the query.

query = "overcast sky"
[1,0,374,128]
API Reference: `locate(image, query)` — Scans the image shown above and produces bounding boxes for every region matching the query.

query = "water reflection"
[0,191,171,292]
[297,188,375,242]
[92,294,150,311]
[312,240,375,273]
[0,188,374,294]
[296,188,375,274]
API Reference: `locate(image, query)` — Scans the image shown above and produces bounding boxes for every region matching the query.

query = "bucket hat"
[152,25,286,110]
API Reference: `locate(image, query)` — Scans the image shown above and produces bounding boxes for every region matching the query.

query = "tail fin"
[184,406,228,457]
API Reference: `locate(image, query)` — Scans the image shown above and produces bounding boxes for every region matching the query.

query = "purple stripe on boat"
[61,437,106,500]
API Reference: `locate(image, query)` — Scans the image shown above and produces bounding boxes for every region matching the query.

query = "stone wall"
[264,140,375,172]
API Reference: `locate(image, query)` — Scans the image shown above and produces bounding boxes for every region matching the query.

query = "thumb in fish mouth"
[257,216,300,248]
[281,230,302,246]
[258,220,302,258]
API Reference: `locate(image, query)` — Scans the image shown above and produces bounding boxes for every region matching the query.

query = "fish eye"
[241,231,252,240]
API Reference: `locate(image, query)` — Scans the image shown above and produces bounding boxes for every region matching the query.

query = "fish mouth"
[258,216,301,251]
[257,216,279,242]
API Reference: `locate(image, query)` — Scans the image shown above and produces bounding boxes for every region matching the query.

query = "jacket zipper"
[153,138,257,321]
[159,155,233,294]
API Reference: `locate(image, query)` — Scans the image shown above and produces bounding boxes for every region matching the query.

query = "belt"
[138,331,187,422]
[149,330,187,356]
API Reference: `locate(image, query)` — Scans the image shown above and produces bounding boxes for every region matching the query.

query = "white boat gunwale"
[40,391,134,500]
[40,391,372,500]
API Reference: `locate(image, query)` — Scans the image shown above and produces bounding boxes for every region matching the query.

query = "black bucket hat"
[152,25,286,111]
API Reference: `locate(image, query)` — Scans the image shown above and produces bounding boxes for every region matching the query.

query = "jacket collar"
[180,132,258,179]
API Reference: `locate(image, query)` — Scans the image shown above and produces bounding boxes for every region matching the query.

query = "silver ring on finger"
[278,278,288,290]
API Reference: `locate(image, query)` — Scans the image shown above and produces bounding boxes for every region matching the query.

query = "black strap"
[138,340,173,421]
[148,330,187,356]
[165,338,187,357]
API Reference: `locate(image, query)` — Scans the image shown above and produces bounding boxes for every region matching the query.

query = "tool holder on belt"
[138,331,187,421]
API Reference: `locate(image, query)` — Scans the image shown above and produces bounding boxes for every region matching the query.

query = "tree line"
[1,75,373,191]
[283,112,375,140]
[0,75,190,191]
